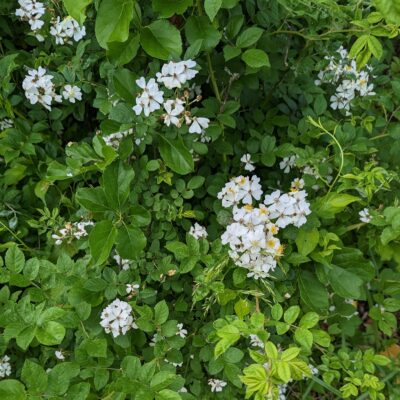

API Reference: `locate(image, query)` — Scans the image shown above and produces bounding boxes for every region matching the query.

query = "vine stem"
[308,117,344,193]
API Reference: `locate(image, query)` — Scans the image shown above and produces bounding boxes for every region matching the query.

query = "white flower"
[279,155,297,173]
[126,283,140,295]
[156,60,198,89]
[16,0,46,34]
[52,220,93,245]
[208,379,227,393]
[55,350,65,361]
[291,178,304,190]
[62,85,82,103]
[176,323,188,338]
[113,253,131,270]
[178,387,188,393]
[188,117,210,134]
[0,355,11,378]
[0,118,13,131]
[189,223,208,239]
[102,128,134,150]
[162,99,185,127]
[133,77,164,117]
[22,67,61,111]
[50,16,86,44]
[100,298,137,337]
[249,334,264,349]
[240,153,255,171]
[359,208,371,223]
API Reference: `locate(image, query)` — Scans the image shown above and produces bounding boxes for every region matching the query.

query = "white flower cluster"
[241,153,255,171]
[15,0,45,39]
[217,176,311,279]
[315,46,375,112]
[0,118,13,131]
[249,334,264,349]
[23,67,61,110]
[22,67,83,110]
[133,60,211,138]
[50,16,86,45]
[189,223,208,239]
[100,298,137,337]
[208,378,227,393]
[102,128,135,150]
[359,208,371,223]
[52,220,94,245]
[113,252,131,270]
[0,355,11,378]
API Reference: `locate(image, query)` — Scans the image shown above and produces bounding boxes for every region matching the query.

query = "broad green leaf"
[47,363,80,396]
[155,389,182,400]
[185,16,222,51]
[76,187,111,212]
[240,364,268,398]
[64,0,92,24]
[152,0,193,17]
[107,34,140,66]
[299,312,319,329]
[89,220,117,264]
[299,271,329,311]
[327,265,364,299]
[284,306,300,324]
[158,135,194,175]
[294,327,313,350]
[5,245,25,273]
[295,228,319,256]
[349,35,368,59]
[0,380,26,400]
[36,321,66,345]
[276,361,291,382]
[95,0,134,49]
[83,338,108,357]
[115,224,147,259]
[315,193,359,218]
[103,160,135,209]
[154,300,169,325]
[241,49,270,68]
[21,360,47,394]
[165,241,189,260]
[271,303,283,320]
[236,27,264,48]
[311,329,331,347]
[140,20,182,60]
[205,0,222,21]
[281,347,300,361]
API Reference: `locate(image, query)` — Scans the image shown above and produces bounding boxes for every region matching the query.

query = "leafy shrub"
[0,0,400,399]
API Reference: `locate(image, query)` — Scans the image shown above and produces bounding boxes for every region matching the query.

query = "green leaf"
[83,338,108,358]
[276,361,291,382]
[311,329,331,347]
[281,347,300,361]
[315,193,359,218]
[299,312,319,329]
[36,321,66,345]
[283,306,300,324]
[367,36,383,60]
[165,241,189,260]
[236,27,264,48]
[21,360,47,394]
[103,161,135,209]
[295,228,319,256]
[108,35,140,67]
[155,389,182,400]
[299,271,329,311]
[140,20,182,60]
[185,16,222,51]
[294,327,313,350]
[374,0,400,24]
[152,0,193,17]
[89,220,117,265]
[241,49,270,68]
[95,0,134,49]
[154,300,169,325]
[76,187,111,212]
[5,245,25,273]
[204,0,222,21]
[158,135,194,175]
[0,380,26,400]
[271,303,283,320]
[64,0,92,24]
[327,265,364,299]
[115,224,147,259]
[240,364,268,398]
[349,35,368,59]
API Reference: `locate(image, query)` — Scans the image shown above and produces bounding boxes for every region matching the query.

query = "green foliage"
[0,0,399,399]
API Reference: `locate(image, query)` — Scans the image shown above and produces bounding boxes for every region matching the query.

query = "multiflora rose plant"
[0,0,399,400]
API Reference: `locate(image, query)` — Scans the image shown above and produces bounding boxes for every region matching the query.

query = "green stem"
[206,53,222,103]
[0,220,32,251]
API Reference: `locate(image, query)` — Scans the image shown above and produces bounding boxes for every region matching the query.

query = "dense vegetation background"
[0,0,400,399]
